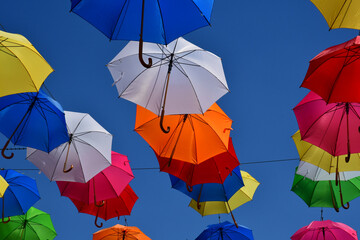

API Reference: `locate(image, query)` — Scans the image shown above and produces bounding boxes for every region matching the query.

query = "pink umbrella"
[291,220,357,240]
[57,151,134,206]
[293,91,360,160]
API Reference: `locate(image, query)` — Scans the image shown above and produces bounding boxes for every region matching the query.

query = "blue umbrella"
[0,169,40,223]
[196,221,254,240]
[169,166,244,203]
[70,0,214,67]
[0,90,69,159]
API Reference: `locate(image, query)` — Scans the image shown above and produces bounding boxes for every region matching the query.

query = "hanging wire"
[321,208,324,221]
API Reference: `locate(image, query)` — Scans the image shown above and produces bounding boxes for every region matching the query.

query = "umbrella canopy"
[135,103,232,165]
[292,130,360,173]
[0,90,69,159]
[57,151,134,204]
[0,175,8,198]
[93,224,151,240]
[169,166,244,202]
[27,111,112,183]
[70,0,213,44]
[0,169,40,222]
[70,185,138,228]
[189,171,259,217]
[195,221,254,240]
[0,207,57,240]
[301,36,360,103]
[0,30,53,98]
[291,220,357,240]
[293,91,360,158]
[158,137,239,186]
[310,0,360,30]
[291,168,360,211]
[108,37,228,123]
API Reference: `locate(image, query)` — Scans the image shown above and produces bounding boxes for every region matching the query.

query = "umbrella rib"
[188,116,200,163]
[337,0,353,28]
[329,0,349,29]
[155,0,168,44]
[349,104,360,120]
[0,47,17,58]
[73,138,111,167]
[332,105,346,156]
[189,0,211,25]
[158,116,185,156]
[71,113,89,135]
[109,0,130,40]
[34,104,51,152]
[72,140,88,182]
[48,144,69,180]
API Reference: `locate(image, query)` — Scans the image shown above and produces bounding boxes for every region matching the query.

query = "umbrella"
[70,0,213,68]
[108,37,228,132]
[0,207,56,240]
[309,0,360,30]
[301,36,360,103]
[158,137,239,187]
[0,175,8,198]
[0,30,53,97]
[0,90,69,159]
[291,220,357,240]
[93,224,151,240]
[57,151,134,205]
[189,171,259,227]
[195,221,254,240]
[291,168,360,211]
[293,91,360,161]
[27,111,112,183]
[292,130,360,173]
[0,169,40,223]
[135,103,232,166]
[70,185,138,228]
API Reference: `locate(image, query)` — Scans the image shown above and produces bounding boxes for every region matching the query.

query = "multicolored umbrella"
[0,169,40,223]
[301,36,360,103]
[27,111,112,183]
[291,168,360,211]
[0,207,57,240]
[57,151,134,205]
[93,224,151,240]
[108,37,228,131]
[293,91,360,160]
[189,171,259,226]
[0,30,53,97]
[135,103,232,165]
[0,90,69,159]
[309,1,360,30]
[195,221,254,240]
[291,220,357,240]
[70,0,213,67]
[70,185,138,227]
[0,175,8,198]
[158,137,239,187]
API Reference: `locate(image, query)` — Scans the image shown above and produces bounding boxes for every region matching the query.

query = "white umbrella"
[107,37,228,133]
[27,111,112,183]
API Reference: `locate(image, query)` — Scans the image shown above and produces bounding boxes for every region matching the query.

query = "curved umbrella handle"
[2,198,10,224]
[138,0,152,68]
[160,109,170,134]
[186,184,193,192]
[196,184,204,210]
[329,180,339,212]
[339,181,350,209]
[2,216,10,224]
[95,200,105,207]
[345,152,351,163]
[1,139,14,159]
[94,212,103,228]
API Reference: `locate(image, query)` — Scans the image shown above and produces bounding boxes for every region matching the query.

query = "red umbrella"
[156,137,239,188]
[57,151,134,206]
[70,185,138,228]
[293,91,360,159]
[301,36,360,103]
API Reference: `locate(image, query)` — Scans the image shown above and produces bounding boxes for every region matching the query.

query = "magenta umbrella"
[293,91,360,160]
[291,220,357,240]
[56,151,134,206]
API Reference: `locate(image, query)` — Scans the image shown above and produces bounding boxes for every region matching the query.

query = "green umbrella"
[0,207,56,240]
[291,168,360,212]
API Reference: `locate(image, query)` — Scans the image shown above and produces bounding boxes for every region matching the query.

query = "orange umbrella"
[93,224,151,240]
[135,103,232,165]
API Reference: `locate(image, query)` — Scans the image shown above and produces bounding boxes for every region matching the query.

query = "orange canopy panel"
[93,224,151,240]
[135,103,232,164]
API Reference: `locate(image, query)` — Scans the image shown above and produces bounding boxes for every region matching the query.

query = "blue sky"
[1,0,360,239]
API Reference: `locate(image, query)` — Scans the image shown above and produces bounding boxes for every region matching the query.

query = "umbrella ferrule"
[345,102,349,114]
[167,53,174,73]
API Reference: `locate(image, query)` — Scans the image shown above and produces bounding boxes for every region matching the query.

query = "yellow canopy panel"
[0,175,8,198]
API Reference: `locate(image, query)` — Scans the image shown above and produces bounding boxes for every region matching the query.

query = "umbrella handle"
[1,139,14,159]
[63,142,73,173]
[2,198,10,224]
[345,153,351,163]
[339,181,350,209]
[230,211,238,228]
[329,180,339,212]
[160,109,170,134]
[1,216,10,224]
[138,0,152,68]
[94,213,103,228]
[186,184,193,192]
[95,200,105,207]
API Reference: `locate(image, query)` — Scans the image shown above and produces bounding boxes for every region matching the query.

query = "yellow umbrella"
[310,0,360,30]
[189,170,259,216]
[0,30,53,97]
[0,175,8,198]
[292,130,360,173]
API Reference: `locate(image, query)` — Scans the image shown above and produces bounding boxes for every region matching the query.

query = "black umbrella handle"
[94,210,103,228]
[138,0,152,68]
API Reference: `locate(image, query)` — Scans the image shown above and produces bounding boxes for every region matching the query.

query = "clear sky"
[1,0,360,239]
